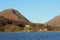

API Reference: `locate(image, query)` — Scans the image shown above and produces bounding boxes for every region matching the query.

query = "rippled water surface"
[0,32,60,40]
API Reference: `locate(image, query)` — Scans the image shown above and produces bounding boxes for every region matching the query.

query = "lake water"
[0,32,60,40]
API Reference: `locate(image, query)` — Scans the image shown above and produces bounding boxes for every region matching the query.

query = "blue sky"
[0,0,60,23]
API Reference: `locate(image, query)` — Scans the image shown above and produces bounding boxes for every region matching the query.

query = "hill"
[44,15,60,31]
[45,15,60,27]
[0,9,31,25]
[0,8,31,32]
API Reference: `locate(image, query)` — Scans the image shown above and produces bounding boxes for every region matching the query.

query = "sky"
[0,0,60,23]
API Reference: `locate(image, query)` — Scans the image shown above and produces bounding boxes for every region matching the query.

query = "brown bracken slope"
[0,8,31,25]
[0,8,32,32]
[45,15,60,27]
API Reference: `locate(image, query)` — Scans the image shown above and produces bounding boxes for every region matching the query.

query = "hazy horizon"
[0,0,60,23]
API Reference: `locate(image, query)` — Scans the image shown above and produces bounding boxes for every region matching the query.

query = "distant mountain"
[45,15,60,27]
